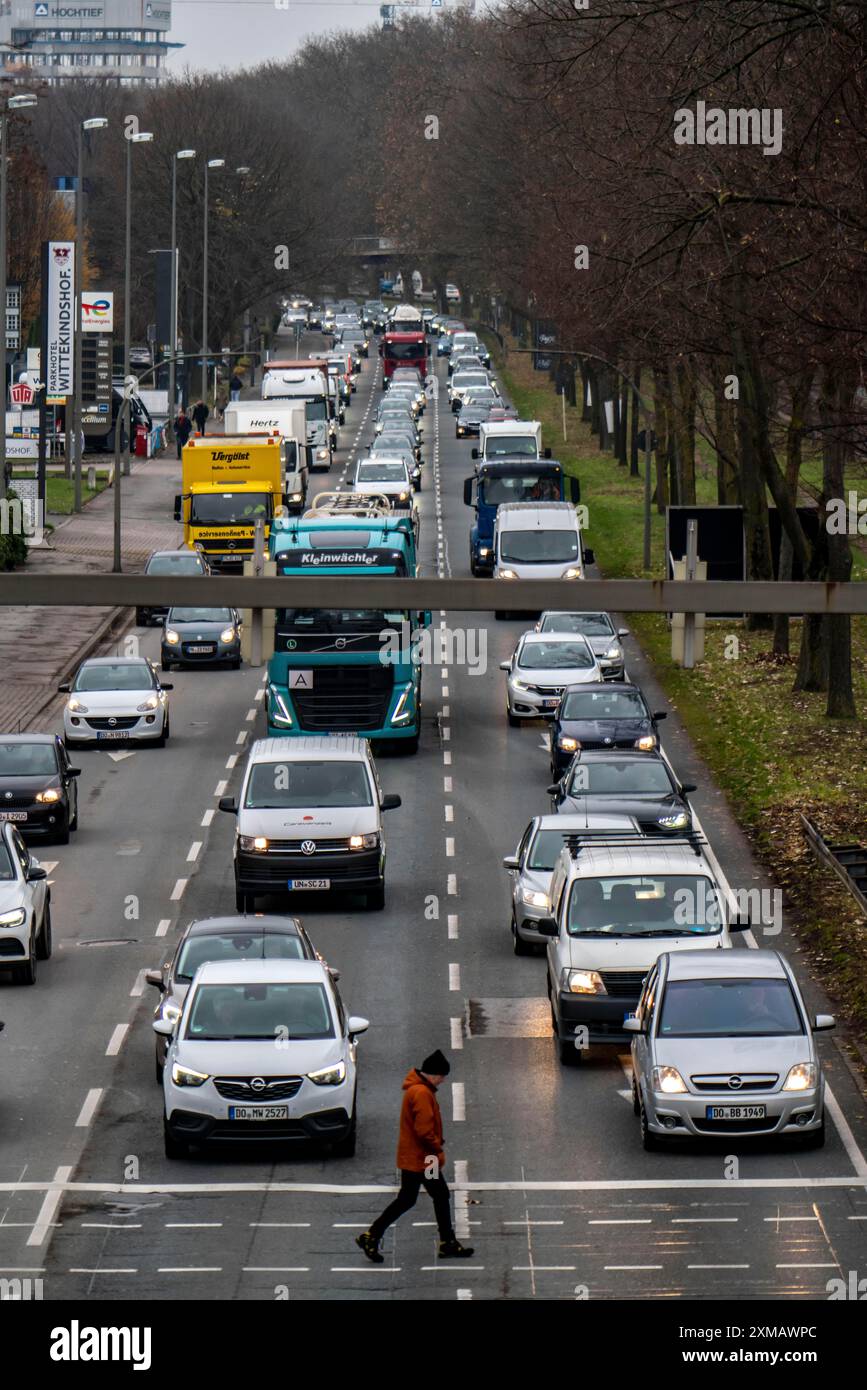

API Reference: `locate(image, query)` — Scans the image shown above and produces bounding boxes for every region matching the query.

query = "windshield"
[0,842,14,879]
[518,640,593,670]
[375,436,414,452]
[391,373,421,386]
[177,932,305,982]
[528,829,573,871]
[357,463,408,482]
[561,689,647,720]
[146,554,203,575]
[540,612,614,636]
[500,529,579,564]
[0,742,58,776]
[305,400,328,421]
[167,608,234,625]
[658,977,803,1037]
[567,759,673,796]
[567,875,722,938]
[189,493,272,524]
[276,608,408,634]
[482,474,559,504]
[485,437,540,458]
[454,373,488,388]
[74,663,154,692]
[244,759,373,809]
[385,341,425,361]
[185,981,334,1041]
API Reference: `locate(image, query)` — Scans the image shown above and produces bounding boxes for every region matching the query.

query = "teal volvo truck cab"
[265,505,427,752]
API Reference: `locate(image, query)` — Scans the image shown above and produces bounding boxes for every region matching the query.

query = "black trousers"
[369,1169,455,1242]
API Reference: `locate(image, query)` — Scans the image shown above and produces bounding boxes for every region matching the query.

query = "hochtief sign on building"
[46,241,75,397]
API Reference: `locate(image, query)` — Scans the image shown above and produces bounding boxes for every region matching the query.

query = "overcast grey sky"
[165,0,406,74]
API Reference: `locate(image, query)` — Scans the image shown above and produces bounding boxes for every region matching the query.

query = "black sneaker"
[356,1231,384,1264]
[438,1238,475,1259]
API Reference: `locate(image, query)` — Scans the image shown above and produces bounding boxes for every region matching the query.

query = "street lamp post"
[72,115,108,514]
[168,148,195,429]
[201,157,224,404]
[0,92,37,503]
[122,129,153,482]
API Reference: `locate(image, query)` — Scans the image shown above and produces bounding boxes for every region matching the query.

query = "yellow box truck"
[174,435,283,571]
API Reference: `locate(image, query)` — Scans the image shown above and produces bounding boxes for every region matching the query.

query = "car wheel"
[507,706,520,727]
[64,738,84,753]
[366,883,386,911]
[231,658,242,670]
[155,1053,164,1086]
[512,915,532,956]
[796,1115,825,1150]
[36,901,52,960]
[332,1107,357,1158]
[163,1121,188,1160]
[69,792,79,832]
[54,816,70,846]
[160,660,173,673]
[558,1037,582,1066]
[135,608,148,626]
[631,1076,641,1116]
[16,939,37,985]
[640,1102,661,1150]
[235,889,255,913]
[154,714,169,748]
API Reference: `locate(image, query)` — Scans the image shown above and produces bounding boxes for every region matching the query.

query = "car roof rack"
[304,492,393,518]
[562,830,707,859]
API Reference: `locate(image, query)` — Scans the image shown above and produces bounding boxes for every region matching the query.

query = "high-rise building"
[0,1,181,85]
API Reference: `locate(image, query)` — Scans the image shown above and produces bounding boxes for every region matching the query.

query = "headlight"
[658,810,689,829]
[171,1062,209,1088]
[219,627,237,643]
[239,835,269,851]
[510,677,528,690]
[137,695,160,712]
[604,644,622,660]
[391,685,414,725]
[317,448,329,459]
[269,685,294,727]
[349,833,379,850]
[67,697,89,713]
[635,734,657,751]
[35,787,61,803]
[498,568,518,579]
[0,907,26,928]
[783,1063,817,1092]
[290,492,303,502]
[479,547,491,557]
[562,969,605,995]
[558,736,579,752]
[398,491,409,501]
[160,1001,181,1025]
[653,1066,687,1095]
[374,423,383,433]
[164,629,181,645]
[521,888,550,909]
[307,1060,346,1086]
[562,567,582,579]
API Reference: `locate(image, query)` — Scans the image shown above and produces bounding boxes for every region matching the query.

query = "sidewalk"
[0,451,182,733]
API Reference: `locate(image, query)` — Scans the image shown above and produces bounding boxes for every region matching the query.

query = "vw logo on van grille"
[301,840,316,855]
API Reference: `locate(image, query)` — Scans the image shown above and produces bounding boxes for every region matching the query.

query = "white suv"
[219,737,401,912]
[155,957,368,1157]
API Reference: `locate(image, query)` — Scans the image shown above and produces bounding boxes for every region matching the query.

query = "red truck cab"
[380,331,429,384]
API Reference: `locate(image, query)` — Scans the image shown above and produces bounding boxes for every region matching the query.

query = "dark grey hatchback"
[0,734,80,844]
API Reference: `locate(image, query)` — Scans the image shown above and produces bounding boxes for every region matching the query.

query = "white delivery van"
[475,420,548,463]
[493,501,593,582]
[222,401,311,508]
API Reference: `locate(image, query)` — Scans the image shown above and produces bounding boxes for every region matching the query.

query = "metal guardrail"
[800,813,867,916]
[1,576,867,612]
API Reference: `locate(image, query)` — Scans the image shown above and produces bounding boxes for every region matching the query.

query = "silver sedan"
[500,632,602,723]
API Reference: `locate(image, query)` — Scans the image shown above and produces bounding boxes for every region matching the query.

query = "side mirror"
[813,1014,836,1031]
[618,628,630,638]
[535,916,558,938]
[347,1015,369,1038]
[26,865,47,882]
[218,796,237,813]
[471,447,479,459]
[160,683,174,691]
[680,782,697,794]
[502,855,520,871]
[173,494,182,522]
[57,682,70,693]
[381,793,401,811]
[546,783,560,796]
[623,1016,642,1034]
[652,711,667,721]
[327,966,342,983]
[463,478,474,505]
[67,767,81,777]
[498,661,511,672]
[570,477,581,503]
[583,547,595,566]
[152,1018,175,1037]
[145,969,164,989]
[543,447,552,459]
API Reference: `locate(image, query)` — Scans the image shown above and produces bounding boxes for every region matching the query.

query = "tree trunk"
[580,358,592,423]
[653,366,671,513]
[673,358,697,504]
[630,362,641,476]
[821,368,856,717]
[732,330,774,628]
[773,370,813,656]
[588,363,600,434]
[711,360,740,504]
[598,368,610,451]
[617,372,629,466]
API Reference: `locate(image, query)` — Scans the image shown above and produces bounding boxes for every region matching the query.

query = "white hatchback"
[60,657,172,749]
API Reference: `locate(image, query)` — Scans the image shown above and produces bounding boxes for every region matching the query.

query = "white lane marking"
[332,1223,367,1229]
[74,1090,102,1128]
[444,777,452,793]
[245,709,257,722]
[243,1266,309,1273]
[81,1223,141,1229]
[170,879,187,901]
[70,1267,137,1274]
[155,918,171,937]
[688,1264,750,1270]
[447,874,457,895]
[450,1017,463,1051]
[446,837,455,857]
[776,1262,837,1269]
[201,809,215,828]
[186,842,202,863]
[442,727,450,742]
[764,1215,819,1223]
[513,1265,575,1272]
[130,970,146,998]
[671,1217,739,1224]
[444,805,454,823]
[605,1265,662,1271]
[158,1267,222,1273]
[254,687,265,702]
[443,750,451,765]
[422,1265,484,1271]
[249,1222,311,1228]
[449,963,461,991]
[165,1222,223,1228]
[452,1082,466,1122]
[235,731,247,746]
[27,1165,73,1248]
[442,704,450,718]
[589,1218,651,1225]
[441,668,448,678]
[331,1266,402,1273]
[107,751,136,762]
[448,913,458,939]
[214,780,227,796]
[442,686,449,698]
[105,1025,128,1057]
[454,1159,470,1240]
[40,861,58,874]
[504,1219,564,1227]
[225,754,238,769]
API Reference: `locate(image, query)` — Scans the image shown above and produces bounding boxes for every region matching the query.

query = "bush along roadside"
[0,489,29,570]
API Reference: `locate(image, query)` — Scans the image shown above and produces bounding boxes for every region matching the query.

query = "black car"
[548,748,696,835]
[550,683,666,777]
[456,400,492,438]
[136,549,210,627]
[145,914,324,1082]
[0,734,80,844]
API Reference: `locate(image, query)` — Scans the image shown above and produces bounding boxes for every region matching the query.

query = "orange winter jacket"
[396,1070,445,1173]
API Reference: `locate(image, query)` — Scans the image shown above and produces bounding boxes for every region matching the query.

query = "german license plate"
[229,1105,289,1121]
[287,879,330,891]
[96,730,130,740]
[542,698,560,709]
[0,810,27,821]
[705,1104,767,1120]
